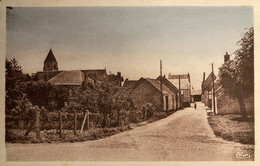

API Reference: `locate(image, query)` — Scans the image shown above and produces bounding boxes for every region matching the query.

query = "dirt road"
[6,102,253,161]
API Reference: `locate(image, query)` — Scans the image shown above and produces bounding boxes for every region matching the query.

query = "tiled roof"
[156,76,178,93]
[145,78,174,95]
[123,80,138,90]
[48,70,85,86]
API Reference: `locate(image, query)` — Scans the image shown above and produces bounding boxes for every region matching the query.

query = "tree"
[219,27,254,120]
[70,76,135,127]
[5,58,24,115]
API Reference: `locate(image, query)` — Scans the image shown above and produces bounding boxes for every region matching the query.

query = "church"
[36,49,123,87]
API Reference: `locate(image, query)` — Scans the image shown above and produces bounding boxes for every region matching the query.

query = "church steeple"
[43,49,58,71]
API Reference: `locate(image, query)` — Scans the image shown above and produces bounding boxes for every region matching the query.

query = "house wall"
[163,95,174,111]
[173,95,177,110]
[130,81,162,109]
[216,89,254,115]
[201,90,210,107]
[182,89,190,103]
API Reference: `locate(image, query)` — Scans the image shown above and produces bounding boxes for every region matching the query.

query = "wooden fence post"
[35,110,40,140]
[59,111,62,137]
[80,111,87,133]
[74,110,77,135]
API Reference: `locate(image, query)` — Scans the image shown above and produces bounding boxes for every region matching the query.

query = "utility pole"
[179,74,181,108]
[212,63,216,115]
[160,60,163,110]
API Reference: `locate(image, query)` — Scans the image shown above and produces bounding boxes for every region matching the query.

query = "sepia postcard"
[0,0,259,166]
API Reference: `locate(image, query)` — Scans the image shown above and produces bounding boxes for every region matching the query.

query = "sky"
[6,7,253,90]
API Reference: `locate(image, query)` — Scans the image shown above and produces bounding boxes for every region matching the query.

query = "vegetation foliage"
[218,27,254,119]
[6,58,167,143]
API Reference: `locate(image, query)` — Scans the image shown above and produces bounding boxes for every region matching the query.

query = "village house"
[168,73,191,107]
[191,89,202,103]
[35,49,123,87]
[209,52,254,115]
[201,52,230,108]
[128,78,177,111]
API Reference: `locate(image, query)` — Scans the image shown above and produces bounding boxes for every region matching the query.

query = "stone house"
[212,52,254,115]
[201,52,231,111]
[168,73,191,107]
[129,78,177,111]
[156,75,180,109]
[191,89,202,103]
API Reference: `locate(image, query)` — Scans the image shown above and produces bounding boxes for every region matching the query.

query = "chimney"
[203,72,205,82]
[224,52,230,63]
[83,71,87,85]
[117,72,122,87]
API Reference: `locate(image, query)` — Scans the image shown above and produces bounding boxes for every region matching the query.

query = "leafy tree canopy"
[219,27,254,98]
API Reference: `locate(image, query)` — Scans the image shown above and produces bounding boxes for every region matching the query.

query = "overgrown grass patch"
[147,109,177,123]
[208,114,254,144]
[6,126,131,144]
[6,108,178,144]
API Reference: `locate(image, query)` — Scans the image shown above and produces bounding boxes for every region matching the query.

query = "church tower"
[43,49,58,71]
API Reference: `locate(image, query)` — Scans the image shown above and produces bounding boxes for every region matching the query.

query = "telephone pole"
[179,74,182,108]
[160,60,163,110]
[212,63,216,115]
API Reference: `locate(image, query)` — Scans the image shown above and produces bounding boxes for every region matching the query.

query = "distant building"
[168,73,191,107]
[35,49,123,86]
[129,78,177,111]
[191,89,202,103]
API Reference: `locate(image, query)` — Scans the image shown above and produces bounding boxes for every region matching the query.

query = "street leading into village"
[6,102,253,161]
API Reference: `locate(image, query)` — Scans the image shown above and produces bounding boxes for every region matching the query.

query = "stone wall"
[216,89,254,115]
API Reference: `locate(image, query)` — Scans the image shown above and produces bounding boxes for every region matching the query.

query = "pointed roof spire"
[44,49,57,63]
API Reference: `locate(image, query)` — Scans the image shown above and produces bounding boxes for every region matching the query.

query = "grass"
[208,114,254,144]
[6,126,132,144]
[147,109,178,123]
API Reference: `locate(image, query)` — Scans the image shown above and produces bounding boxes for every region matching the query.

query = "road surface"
[6,102,253,161]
